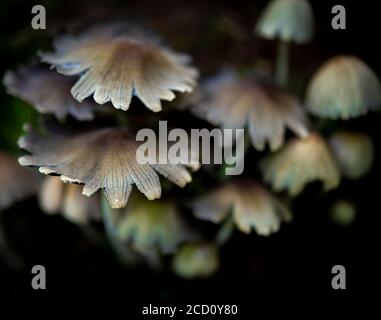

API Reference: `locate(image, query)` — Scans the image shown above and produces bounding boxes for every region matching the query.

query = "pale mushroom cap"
[172,243,219,279]
[18,126,194,209]
[329,131,374,179]
[0,152,40,210]
[306,56,381,119]
[193,180,292,236]
[40,24,198,112]
[255,0,314,43]
[39,176,64,214]
[260,133,340,195]
[116,195,191,254]
[3,64,95,121]
[194,70,309,151]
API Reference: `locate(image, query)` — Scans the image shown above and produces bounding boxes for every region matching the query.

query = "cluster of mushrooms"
[0,0,379,278]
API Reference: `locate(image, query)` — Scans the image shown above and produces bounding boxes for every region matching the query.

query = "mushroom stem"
[275,40,289,86]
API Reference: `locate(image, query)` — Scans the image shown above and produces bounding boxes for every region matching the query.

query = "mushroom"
[193,70,309,151]
[172,243,219,279]
[260,132,340,195]
[3,64,95,121]
[306,55,381,119]
[18,125,196,209]
[0,151,40,211]
[329,131,374,179]
[192,179,292,236]
[255,0,314,85]
[115,194,193,255]
[39,176,100,224]
[40,23,198,112]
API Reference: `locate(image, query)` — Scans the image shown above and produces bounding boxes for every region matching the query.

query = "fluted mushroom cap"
[40,23,198,112]
[18,126,196,209]
[116,195,192,254]
[306,56,381,119]
[193,70,309,151]
[329,131,374,179]
[255,0,314,43]
[39,176,100,224]
[193,179,291,236]
[0,152,40,210]
[172,243,219,279]
[3,64,95,121]
[261,133,340,195]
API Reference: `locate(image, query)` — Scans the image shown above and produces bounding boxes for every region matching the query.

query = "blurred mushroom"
[3,64,95,121]
[306,56,381,119]
[255,0,314,85]
[192,179,292,236]
[329,200,356,227]
[193,70,309,151]
[329,131,374,179]
[172,243,219,279]
[115,194,193,255]
[0,151,40,211]
[260,133,340,195]
[18,125,196,209]
[40,23,198,112]
[39,176,100,224]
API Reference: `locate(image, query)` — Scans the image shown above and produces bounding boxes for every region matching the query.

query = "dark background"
[0,0,379,308]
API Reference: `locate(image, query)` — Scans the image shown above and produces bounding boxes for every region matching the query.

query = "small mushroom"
[193,70,309,151]
[260,133,340,195]
[18,126,196,209]
[192,179,292,236]
[306,56,381,119]
[40,23,198,112]
[116,194,193,254]
[255,0,314,85]
[329,131,374,179]
[3,64,95,121]
[39,176,100,224]
[172,243,219,279]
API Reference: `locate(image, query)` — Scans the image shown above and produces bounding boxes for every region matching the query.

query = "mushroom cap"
[18,126,195,209]
[260,133,340,195]
[329,131,374,179]
[0,151,40,210]
[116,195,191,254]
[172,243,219,279]
[193,179,291,236]
[306,56,381,119]
[193,70,309,151]
[39,176,100,224]
[40,23,198,112]
[255,0,314,43]
[3,64,95,121]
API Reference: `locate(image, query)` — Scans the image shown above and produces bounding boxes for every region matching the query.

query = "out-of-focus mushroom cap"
[18,126,195,209]
[260,133,340,195]
[194,70,309,151]
[193,180,292,236]
[329,131,374,179]
[3,64,95,121]
[116,195,192,254]
[0,152,40,211]
[172,243,219,279]
[255,0,314,43]
[306,56,381,119]
[40,23,198,112]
